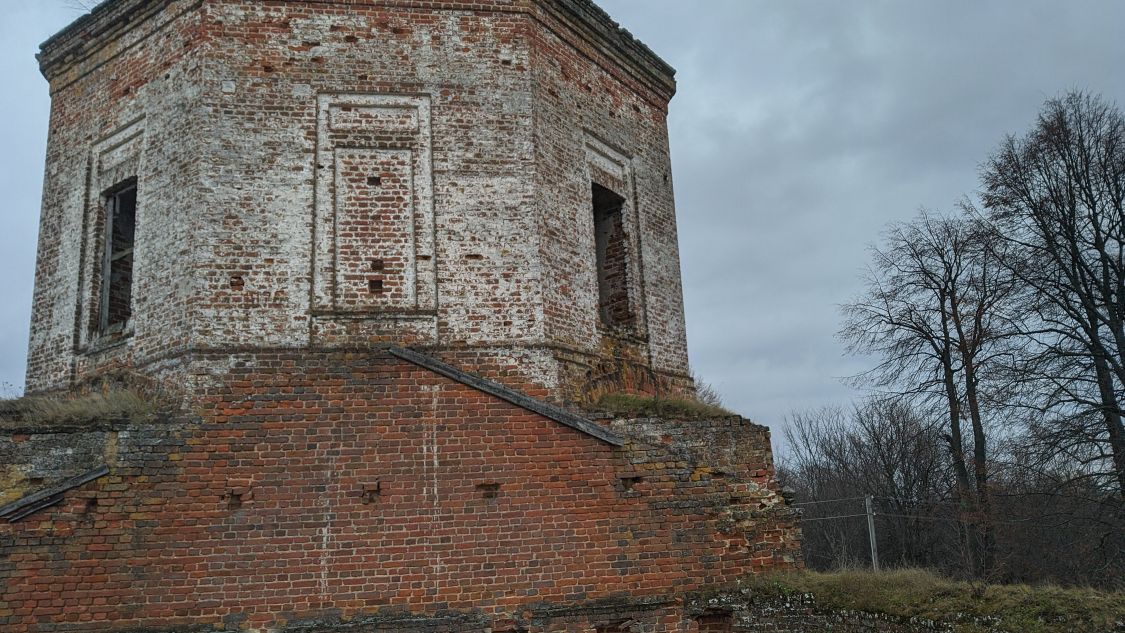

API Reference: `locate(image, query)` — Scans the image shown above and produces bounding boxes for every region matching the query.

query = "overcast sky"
[3,1,1124,443]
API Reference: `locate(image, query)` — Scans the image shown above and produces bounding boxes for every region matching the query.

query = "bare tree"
[781,399,954,571]
[840,212,1015,575]
[978,91,1125,496]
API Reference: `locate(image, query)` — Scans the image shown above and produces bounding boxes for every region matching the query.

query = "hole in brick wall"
[262,64,275,72]
[695,613,734,632]
[490,619,527,633]
[476,483,501,500]
[417,254,432,261]
[229,275,245,291]
[501,59,513,66]
[370,258,385,271]
[712,470,729,480]
[303,41,321,47]
[344,35,358,43]
[361,481,382,504]
[620,476,644,492]
[226,484,252,510]
[595,620,634,633]
[465,254,484,260]
[83,497,98,514]
[27,477,44,487]
[367,175,383,187]
[368,279,384,294]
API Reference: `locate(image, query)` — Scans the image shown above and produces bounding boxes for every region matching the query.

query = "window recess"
[99,182,137,334]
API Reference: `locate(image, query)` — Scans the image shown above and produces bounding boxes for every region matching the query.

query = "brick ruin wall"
[528,0,689,400]
[27,0,207,393]
[0,350,800,632]
[26,0,692,403]
[10,2,805,631]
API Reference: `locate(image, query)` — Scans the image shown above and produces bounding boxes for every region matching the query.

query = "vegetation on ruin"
[593,393,736,420]
[0,372,179,427]
[747,569,1125,633]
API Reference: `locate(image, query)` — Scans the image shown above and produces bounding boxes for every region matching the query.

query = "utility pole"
[865,495,880,572]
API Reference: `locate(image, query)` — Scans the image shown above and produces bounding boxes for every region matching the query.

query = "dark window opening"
[592,183,633,330]
[99,182,137,334]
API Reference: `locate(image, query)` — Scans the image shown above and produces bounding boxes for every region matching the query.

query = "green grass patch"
[594,393,736,420]
[745,569,1124,633]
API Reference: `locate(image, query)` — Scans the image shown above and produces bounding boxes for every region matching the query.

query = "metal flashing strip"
[387,346,625,447]
[0,465,111,523]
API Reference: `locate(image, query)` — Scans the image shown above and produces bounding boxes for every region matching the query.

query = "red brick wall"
[0,350,799,632]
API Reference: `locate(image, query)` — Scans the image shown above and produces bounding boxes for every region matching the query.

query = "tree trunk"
[1091,350,1125,496]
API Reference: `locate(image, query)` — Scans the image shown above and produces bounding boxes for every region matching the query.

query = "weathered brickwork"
[1,351,799,632]
[26,0,692,402]
[11,1,804,630]
[28,0,207,392]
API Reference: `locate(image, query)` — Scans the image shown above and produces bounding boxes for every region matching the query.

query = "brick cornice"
[38,0,676,101]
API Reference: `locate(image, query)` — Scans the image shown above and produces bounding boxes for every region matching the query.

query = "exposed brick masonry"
[1,351,800,632]
[26,0,692,402]
[8,1,804,631]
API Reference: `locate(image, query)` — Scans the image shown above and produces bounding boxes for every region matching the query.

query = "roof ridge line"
[387,346,625,447]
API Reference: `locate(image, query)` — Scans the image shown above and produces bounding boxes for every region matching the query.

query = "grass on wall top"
[746,569,1124,633]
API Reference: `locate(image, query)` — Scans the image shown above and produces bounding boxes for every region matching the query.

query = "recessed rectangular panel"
[312,93,435,338]
[333,148,416,310]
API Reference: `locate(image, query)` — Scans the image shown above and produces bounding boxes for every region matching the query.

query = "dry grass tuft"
[594,393,736,420]
[0,371,180,427]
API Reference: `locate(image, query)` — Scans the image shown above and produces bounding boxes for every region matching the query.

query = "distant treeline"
[779,91,1125,589]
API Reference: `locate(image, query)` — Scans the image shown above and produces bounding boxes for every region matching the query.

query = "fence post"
[865,495,880,572]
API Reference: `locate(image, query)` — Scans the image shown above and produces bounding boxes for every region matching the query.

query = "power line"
[797,513,869,523]
[791,496,867,507]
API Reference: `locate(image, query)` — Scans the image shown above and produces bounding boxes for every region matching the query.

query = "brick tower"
[2,2,801,631]
[26,0,693,404]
